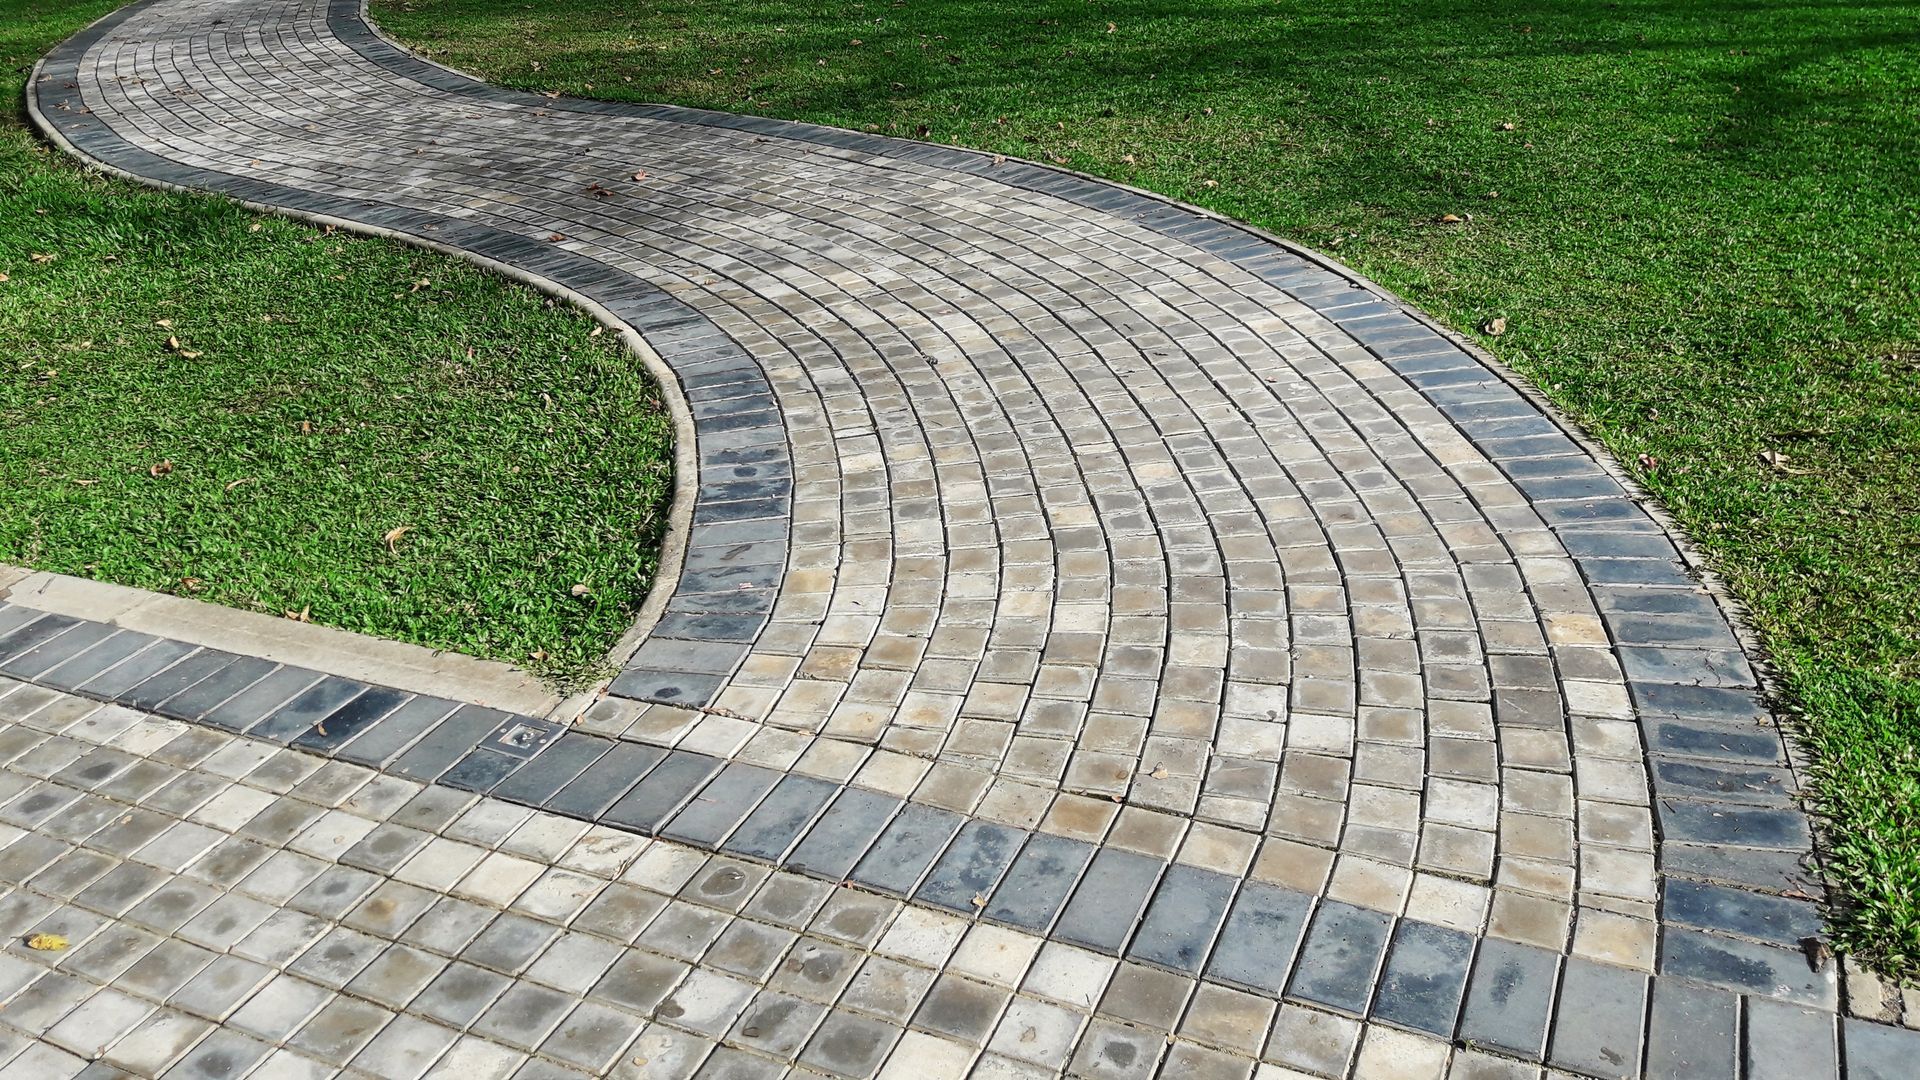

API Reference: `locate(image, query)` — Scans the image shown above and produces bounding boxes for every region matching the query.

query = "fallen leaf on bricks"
[24,934,67,951]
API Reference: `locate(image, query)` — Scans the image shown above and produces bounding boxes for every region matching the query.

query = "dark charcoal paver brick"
[659,763,782,847]
[156,657,279,722]
[436,748,526,794]
[1644,977,1737,1080]
[784,787,900,881]
[1744,997,1835,1080]
[1284,900,1393,1017]
[720,774,837,862]
[542,742,666,819]
[389,705,512,784]
[602,750,723,832]
[82,639,196,698]
[203,667,324,735]
[36,630,158,693]
[913,820,1025,914]
[0,620,115,679]
[121,650,239,712]
[248,677,369,742]
[1655,799,1809,850]
[0,604,43,640]
[302,687,411,748]
[1658,927,1835,1010]
[1369,918,1474,1037]
[1052,848,1166,956]
[488,733,611,805]
[1662,879,1823,947]
[982,832,1095,932]
[0,613,78,666]
[1204,882,1314,997]
[848,803,965,896]
[1841,1017,1920,1080]
[1125,864,1236,975]
[329,695,461,766]
[1459,937,1560,1061]
[1548,956,1647,1078]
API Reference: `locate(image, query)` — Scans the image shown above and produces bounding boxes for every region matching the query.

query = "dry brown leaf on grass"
[1481,316,1507,336]
[383,525,414,553]
[1760,449,1810,475]
[148,460,174,478]
[225,477,255,492]
[284,605,311,623]
[29,252,55,264]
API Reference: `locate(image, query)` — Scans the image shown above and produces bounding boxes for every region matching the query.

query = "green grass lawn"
[367,0,1920,971]
[1,0,675,690]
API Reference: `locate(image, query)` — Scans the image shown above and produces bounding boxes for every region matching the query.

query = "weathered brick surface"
[11,0,1909,1074]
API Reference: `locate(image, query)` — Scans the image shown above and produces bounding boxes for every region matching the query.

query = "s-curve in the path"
[27,0,1917,1076]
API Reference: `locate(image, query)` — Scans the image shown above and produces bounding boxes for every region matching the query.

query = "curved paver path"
[18,0,1917,1076]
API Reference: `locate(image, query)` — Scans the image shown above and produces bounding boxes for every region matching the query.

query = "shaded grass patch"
[2,0,675,689]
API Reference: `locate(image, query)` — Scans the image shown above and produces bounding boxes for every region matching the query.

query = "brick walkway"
[17,0,1918,1076]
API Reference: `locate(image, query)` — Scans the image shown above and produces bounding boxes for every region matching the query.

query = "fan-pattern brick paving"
[14,0,1918,1075]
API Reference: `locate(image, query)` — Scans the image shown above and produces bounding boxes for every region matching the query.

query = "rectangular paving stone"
[0,613,78,666]
[1662,879,1822,948]
[81,638,197,698]
[982,832,1095,932]
[1655,798,1809,851]
[603,750,724,832]
[1459,937,1560,1061]
[1645,978,1737,1079]
[1052,847,1166,955]
[721,774,838,862]
[1549,956,1648,1077]
[391,705,510,784]
[1841,1017,1920,1080]
[1126,864,1236,974]
[659,763,782,848]
[1658,927,1835,1009]
[1206,881,1314,996]
[0,604,43,640]
[299,687,411,748]
[785,787,901,881]
[489,732,611,805]
[1370,918,1474,1037]
[0,620,116,679]
[156,657,279,722]
[436,748,526,794]
[203,667,325,734]
[1744,997,1836,1080]
[1284,899,1394,1017]
[36,630,158,693]
[121,650,240,712]
[914,820,1026,914]
[327,694,461,765]
[848,802,965,896]
[248,676,371,742]
[543,742,666,819]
